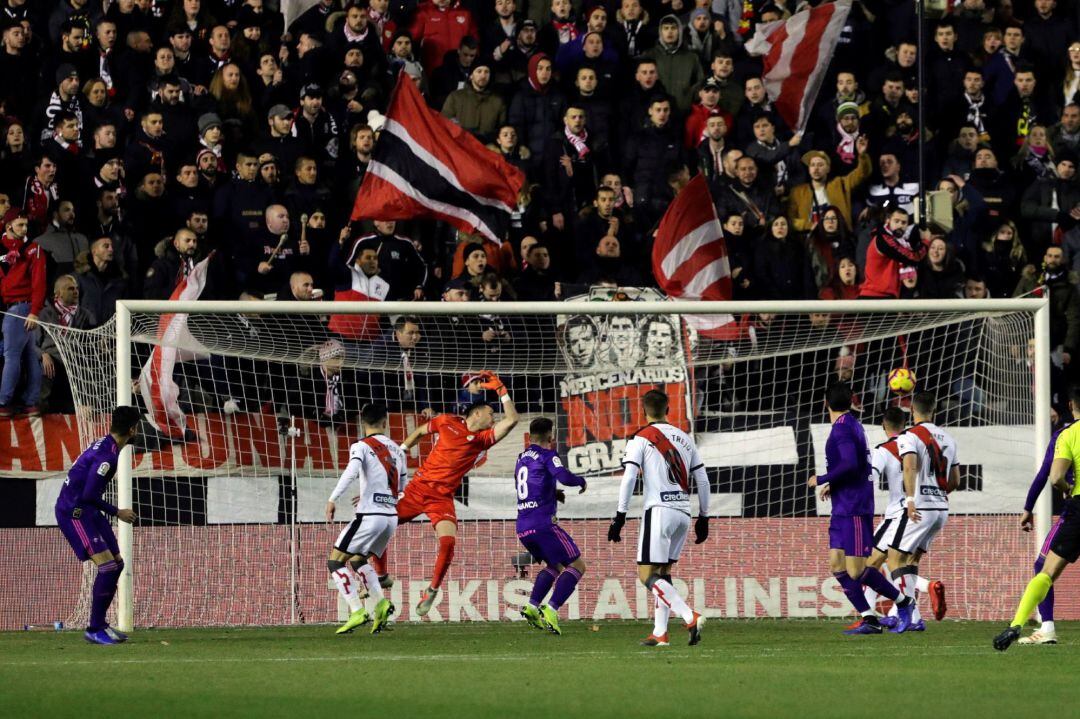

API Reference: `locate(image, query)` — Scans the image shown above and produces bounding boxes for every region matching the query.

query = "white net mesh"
[41,296,1043,626]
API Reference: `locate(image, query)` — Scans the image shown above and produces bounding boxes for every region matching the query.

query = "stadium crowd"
[0,0,1074,418]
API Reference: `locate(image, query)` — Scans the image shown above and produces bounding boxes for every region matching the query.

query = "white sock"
[358,563,383,602]
[651,578,694,624]
[863,586,879,614]
[915,575,930,593]
[1041,620,1056,634]
[653,594,671,636]
[332,568,363,613]
[901,575,921,623]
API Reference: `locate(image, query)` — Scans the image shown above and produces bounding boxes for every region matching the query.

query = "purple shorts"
[517,524,580,567]
[56,507,118,561]
[829,514,873,558]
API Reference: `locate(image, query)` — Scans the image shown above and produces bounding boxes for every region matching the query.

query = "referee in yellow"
[995,387,1080,650]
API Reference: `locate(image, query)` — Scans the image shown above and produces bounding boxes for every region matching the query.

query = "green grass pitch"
[0,620,1074,718]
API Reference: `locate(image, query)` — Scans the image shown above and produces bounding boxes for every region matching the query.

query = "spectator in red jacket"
[684,78,733,149]
[409,0,479,72]
[0,208,46,417]
[859,207,930,299]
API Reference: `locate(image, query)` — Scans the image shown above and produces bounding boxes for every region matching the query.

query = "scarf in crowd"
[565,126,589,158]
[964,93,986,134]
[99,48,115,96]
[836,124,858,165]
[322,368,342,418]
[54,135,81,155]
[53,298,78,327]
[344,23,370,43]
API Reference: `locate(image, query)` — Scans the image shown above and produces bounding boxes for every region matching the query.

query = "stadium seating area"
[0,0,1079,416]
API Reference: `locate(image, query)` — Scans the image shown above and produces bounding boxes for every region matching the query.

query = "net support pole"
[289,416,298,626]
[115,302,134,633]
[1034,299,1052,554]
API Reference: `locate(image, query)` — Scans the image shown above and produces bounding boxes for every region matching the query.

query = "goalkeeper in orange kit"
[374,371,519,616]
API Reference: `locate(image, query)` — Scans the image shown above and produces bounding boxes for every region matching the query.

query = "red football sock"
[431,536,456,589]
[371,551,388,576]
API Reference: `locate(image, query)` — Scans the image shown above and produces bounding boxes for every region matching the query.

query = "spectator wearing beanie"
[442,57,507,143]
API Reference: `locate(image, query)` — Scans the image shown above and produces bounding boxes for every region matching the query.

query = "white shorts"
[334,513,397,557]
[872,516,903,554]
[879,509,948,555]
[636,506,690,566]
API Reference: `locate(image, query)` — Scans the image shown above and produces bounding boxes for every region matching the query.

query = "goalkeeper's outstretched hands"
[478,371,508,397]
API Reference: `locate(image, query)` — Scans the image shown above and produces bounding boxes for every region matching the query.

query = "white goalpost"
[49,297,1053,631]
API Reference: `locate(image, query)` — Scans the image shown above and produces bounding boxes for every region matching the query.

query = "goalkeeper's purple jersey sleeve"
[55,435,120,517]
[514,445,585,532]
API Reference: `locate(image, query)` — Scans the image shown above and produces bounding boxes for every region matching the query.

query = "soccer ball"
[887,368,916,394]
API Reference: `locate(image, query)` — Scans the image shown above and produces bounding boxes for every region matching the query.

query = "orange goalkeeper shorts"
[396,483,458,525]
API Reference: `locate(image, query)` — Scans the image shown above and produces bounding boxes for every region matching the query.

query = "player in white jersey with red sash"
[876,392,959,627]
[608,390,710,647]
[324,404,408,635]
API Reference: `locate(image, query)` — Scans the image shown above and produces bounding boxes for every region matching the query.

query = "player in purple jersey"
[808,383,914,635]
[55,406,140,645]
[1017,414,1076,645]
[515,417,587,635]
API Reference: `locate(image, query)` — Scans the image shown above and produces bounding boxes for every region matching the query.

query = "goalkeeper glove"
[694,515,709,544]
[555,489,566,504]
[478,371,508,397]
[607,512,626,542]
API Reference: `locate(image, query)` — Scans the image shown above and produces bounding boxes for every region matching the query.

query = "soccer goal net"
[41,294,1054,629]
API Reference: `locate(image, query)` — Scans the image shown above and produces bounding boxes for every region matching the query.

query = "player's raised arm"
[479,372,519,441]
[401,419,432,451]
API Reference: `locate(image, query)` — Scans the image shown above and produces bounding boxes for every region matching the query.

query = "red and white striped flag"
[746,0,852,134]
[352,72,525,244]
[139,252,216,440]
[651,175,739,339]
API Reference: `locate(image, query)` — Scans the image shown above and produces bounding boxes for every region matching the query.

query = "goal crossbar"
[110,297,1051,631]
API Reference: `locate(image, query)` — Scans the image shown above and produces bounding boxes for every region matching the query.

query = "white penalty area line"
[0,645,1011,668]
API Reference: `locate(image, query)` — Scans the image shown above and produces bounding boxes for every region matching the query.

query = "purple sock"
[1035,557,1055,622]
[834,571,871,613]
[861,567,902,602]
[529,567,558,607]
[548,567,582,610]
[89,560,121,631]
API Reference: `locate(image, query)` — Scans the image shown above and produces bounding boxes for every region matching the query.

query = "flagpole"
[916,0,926,228]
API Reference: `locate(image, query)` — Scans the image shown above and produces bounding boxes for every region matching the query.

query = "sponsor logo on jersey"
[373,493,397,505]
[661,491,689,502]
[516,500,539,510]
[920,486,947,498]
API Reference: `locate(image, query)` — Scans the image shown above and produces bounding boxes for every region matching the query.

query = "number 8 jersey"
[894,422,958,512]
[619,422,709,517]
